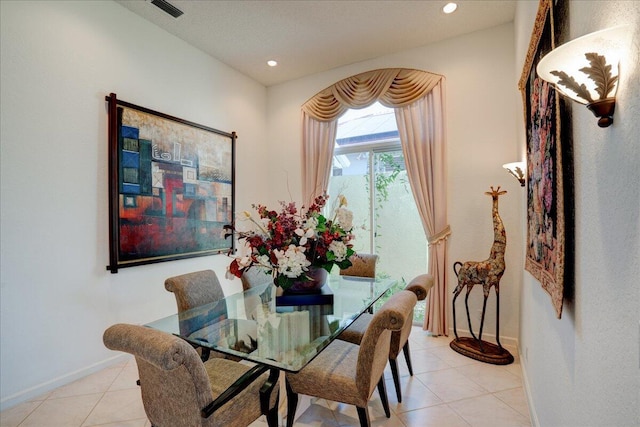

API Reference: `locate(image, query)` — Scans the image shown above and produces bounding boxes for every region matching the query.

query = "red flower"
[228,259,243,278]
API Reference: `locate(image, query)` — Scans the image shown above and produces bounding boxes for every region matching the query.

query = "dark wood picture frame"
[106,93,235,273]
[518,0,573,318]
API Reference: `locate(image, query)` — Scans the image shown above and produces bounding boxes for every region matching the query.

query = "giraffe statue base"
[450,337,514,365]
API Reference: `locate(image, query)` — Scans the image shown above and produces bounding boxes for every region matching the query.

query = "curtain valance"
[302,68,443,121]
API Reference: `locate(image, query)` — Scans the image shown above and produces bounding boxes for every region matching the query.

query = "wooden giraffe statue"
[452,186,507,351]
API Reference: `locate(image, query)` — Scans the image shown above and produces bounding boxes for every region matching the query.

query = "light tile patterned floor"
[0,328,531,427]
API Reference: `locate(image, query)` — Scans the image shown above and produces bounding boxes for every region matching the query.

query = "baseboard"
[519,350,540,427]
[0,354,129,412]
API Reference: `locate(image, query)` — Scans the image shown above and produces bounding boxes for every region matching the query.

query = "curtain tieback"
[428,225,451,246]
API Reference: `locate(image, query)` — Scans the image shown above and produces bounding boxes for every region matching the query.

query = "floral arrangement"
[225,194,355,290]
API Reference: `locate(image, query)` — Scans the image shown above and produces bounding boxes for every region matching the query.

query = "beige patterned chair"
[339,253,379,278]
[165,270,225,313]
[284,290,417,427]
[103,323,279,427]
[240,267,272,291]
[338,274,434,402]
[165,270,228,361]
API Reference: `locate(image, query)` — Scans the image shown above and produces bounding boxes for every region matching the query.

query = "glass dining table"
[146,274,395,371]
[145,274,396,420]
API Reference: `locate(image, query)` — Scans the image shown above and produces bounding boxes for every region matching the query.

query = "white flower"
[328,240,348,262]
[237,239,252,255]
[274,244,311,278]
[233,240,253,268]
[305,216,318,230]
[238,256,252,269]
[335,207,353,231]
[226,241,254,280]
[255,254,271,269]
[294,227,315,245]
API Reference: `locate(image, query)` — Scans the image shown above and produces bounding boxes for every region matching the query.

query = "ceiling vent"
[150,0,184,18]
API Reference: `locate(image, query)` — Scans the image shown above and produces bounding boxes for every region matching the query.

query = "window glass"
[329,102,428,323]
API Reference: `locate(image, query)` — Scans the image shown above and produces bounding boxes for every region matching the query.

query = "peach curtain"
[301,68,450,335]
[301,111,338,206]
[395,81,450,336]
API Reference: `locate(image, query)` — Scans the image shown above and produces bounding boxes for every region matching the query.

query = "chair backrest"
[240,267,272,291]
[165,270,225,313]
[339,253,379,278]
[355,290,417,399]
[103,323,213,426]
[389,274,434,359]
[404,274,434,301]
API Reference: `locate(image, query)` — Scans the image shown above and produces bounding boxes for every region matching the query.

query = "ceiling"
[115,0,517,87]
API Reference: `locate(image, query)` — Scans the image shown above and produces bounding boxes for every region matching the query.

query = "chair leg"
[260,369,279,417]
[200,347,211,362]
[403,341,414,376]
[356,406,371,427]
[389,358,402,403]
[266,390,279,427]
[377,376,391,418]
[285,380,298,427]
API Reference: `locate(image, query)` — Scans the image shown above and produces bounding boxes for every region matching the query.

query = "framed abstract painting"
[518,0,573,318]
[106,93,235,273]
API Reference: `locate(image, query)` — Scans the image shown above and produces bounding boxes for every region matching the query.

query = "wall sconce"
[536,26,627,128]
[503,162,526,187]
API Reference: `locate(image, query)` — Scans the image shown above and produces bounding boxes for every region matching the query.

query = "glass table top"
[146,275,396,372]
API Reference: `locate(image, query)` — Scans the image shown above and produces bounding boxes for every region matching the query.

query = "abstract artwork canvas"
[106,94,235,272]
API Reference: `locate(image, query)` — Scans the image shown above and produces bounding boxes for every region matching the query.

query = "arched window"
[300,68,451,335]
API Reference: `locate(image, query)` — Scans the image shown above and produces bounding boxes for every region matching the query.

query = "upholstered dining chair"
[165,270,228,361]
[165,269,225,313]
[240,267,272,291]
[338,274,434,402]
[103,323,279,427]
[284,290,417,427]
[339,253,379,278]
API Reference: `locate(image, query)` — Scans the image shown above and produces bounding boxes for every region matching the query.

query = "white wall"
[0,0,268,409]
[6,1,636,422]
[266,23,524,343]
[515,1,640,426]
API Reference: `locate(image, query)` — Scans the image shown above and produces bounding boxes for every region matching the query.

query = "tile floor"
[0,328,531,427]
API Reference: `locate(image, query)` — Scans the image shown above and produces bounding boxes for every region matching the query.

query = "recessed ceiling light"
[267,60,278,67]
[443,2,458,14]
